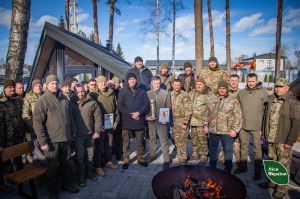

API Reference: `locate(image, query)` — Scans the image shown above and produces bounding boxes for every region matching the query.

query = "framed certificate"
[104,113,114,129]
[159,108,170,123]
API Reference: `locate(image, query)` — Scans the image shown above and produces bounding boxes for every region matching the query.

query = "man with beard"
[200,57,228,93]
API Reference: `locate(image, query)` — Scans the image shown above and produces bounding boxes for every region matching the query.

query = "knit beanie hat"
[31,79,41,89]
[111,76,121,83]
[3,79,16,89]
[160,63,168,70]
[183,61,193,69]
[61,80,71,88]
[45,74,58,84]
[134,56,143,63]
[196,77,206,84]
[208,56,219,65]
[127,73,137,82]
[218,81,228,89]
[95,75,107,83]
[70,77,78,83]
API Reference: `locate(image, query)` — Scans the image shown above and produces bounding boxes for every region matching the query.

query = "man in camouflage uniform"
[171,79,192,163]
[0,102,12,193]
[207,81,242,173]
[189,77,212,163]
[0,79,24,173]
[200,57,228,93]
[228,74,241,167]
[158,63,174,92]
[259,78,300,199]
[22,79,43,139]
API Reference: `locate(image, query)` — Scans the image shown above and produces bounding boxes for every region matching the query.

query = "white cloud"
[249,7,300,36]
[204,10,225,31]
[232,13,263,32]
[29,15,58,33]
[0,7,11,29]
[78,25,93,36]
[77,13,89,23]
[115,21,127,35]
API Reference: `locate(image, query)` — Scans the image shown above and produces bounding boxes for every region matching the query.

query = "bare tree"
[5,0,31,81]
[65,0,70,30]
[93,0,100,44]
[275,0,282,79]
[225,0,231,75]
[194,0,203,78]
[156,0,160,73]
[207,0,215,57]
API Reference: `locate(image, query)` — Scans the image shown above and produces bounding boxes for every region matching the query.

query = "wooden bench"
[1,142,47,199]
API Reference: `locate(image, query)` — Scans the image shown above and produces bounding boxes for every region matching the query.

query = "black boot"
[233,161,247,174]
[224,160,233,173]
[254,160,262,180]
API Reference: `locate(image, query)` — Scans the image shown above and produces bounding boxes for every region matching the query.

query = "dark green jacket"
[89,88,120,125]
[33,90,73,146]
[70,95,102,137]
[263,91,300,146]
[237,87,269,131]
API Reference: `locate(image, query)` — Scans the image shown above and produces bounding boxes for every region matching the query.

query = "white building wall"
[256,58,284,71]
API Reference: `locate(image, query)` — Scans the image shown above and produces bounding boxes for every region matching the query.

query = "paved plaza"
[1,139,300,199]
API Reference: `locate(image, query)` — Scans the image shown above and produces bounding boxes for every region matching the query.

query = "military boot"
[254,160,262,180]
[258,180,276,189]
[233,161,247,174]
[95,167,106,177]
[272,190,286,199]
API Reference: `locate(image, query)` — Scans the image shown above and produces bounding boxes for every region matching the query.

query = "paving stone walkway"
[1,139,300,199]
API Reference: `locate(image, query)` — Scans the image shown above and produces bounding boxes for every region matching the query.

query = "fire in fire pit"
[152,165,246,199]
[175,174,225,199]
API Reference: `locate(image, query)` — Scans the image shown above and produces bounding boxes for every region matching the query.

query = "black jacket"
[126,66,153,91]
[117,85,149,130]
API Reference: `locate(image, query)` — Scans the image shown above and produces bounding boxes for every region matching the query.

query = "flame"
[178,176,224,199]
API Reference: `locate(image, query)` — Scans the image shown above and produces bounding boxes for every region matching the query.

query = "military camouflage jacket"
[171,90,192,125]
[228,87,240,98]
[207,94,242,135]
[189,88,213,127]
[200,67,228,93]
[0,92,24,147]
[22,91,43,129]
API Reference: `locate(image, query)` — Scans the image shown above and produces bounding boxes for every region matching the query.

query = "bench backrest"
[1,142,31,161]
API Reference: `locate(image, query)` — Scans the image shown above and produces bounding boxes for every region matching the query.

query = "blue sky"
[0,0,300,65]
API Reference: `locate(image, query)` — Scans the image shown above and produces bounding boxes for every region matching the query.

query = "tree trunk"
[275,0,282,79]
[207,0,214,57]
[65,0,70,30]
[156,0,160,74]
[93,0,100,44]
[109,0,115,48]
[171,0,176,76]
[194,0,203,78]
[5,0,31,81]
[225,0,231,76]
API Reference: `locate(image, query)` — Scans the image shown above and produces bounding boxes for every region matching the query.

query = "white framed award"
[159,108,170,123]
[104,113,114,129]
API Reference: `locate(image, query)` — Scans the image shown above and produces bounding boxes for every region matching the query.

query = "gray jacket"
[238,87,269,131]
[33,90,73,146]
[71,95,102,137]
[147,88,171,124]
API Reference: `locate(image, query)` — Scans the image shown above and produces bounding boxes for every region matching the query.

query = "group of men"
[0,55,299,199]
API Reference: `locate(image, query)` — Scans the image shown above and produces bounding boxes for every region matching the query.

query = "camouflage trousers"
[190,126,208,160]
[173,124,188,162]
[268,143,293,194]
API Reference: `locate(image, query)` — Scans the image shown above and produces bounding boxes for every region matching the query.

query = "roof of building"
[29,22,130,87]
[243,53,286,61]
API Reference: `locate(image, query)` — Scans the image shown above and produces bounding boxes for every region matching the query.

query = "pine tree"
[241,73,245,83]
[58,15,65,29]
[115,43,125,59]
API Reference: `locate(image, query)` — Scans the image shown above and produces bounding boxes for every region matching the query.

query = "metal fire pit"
[152,165,246,199]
